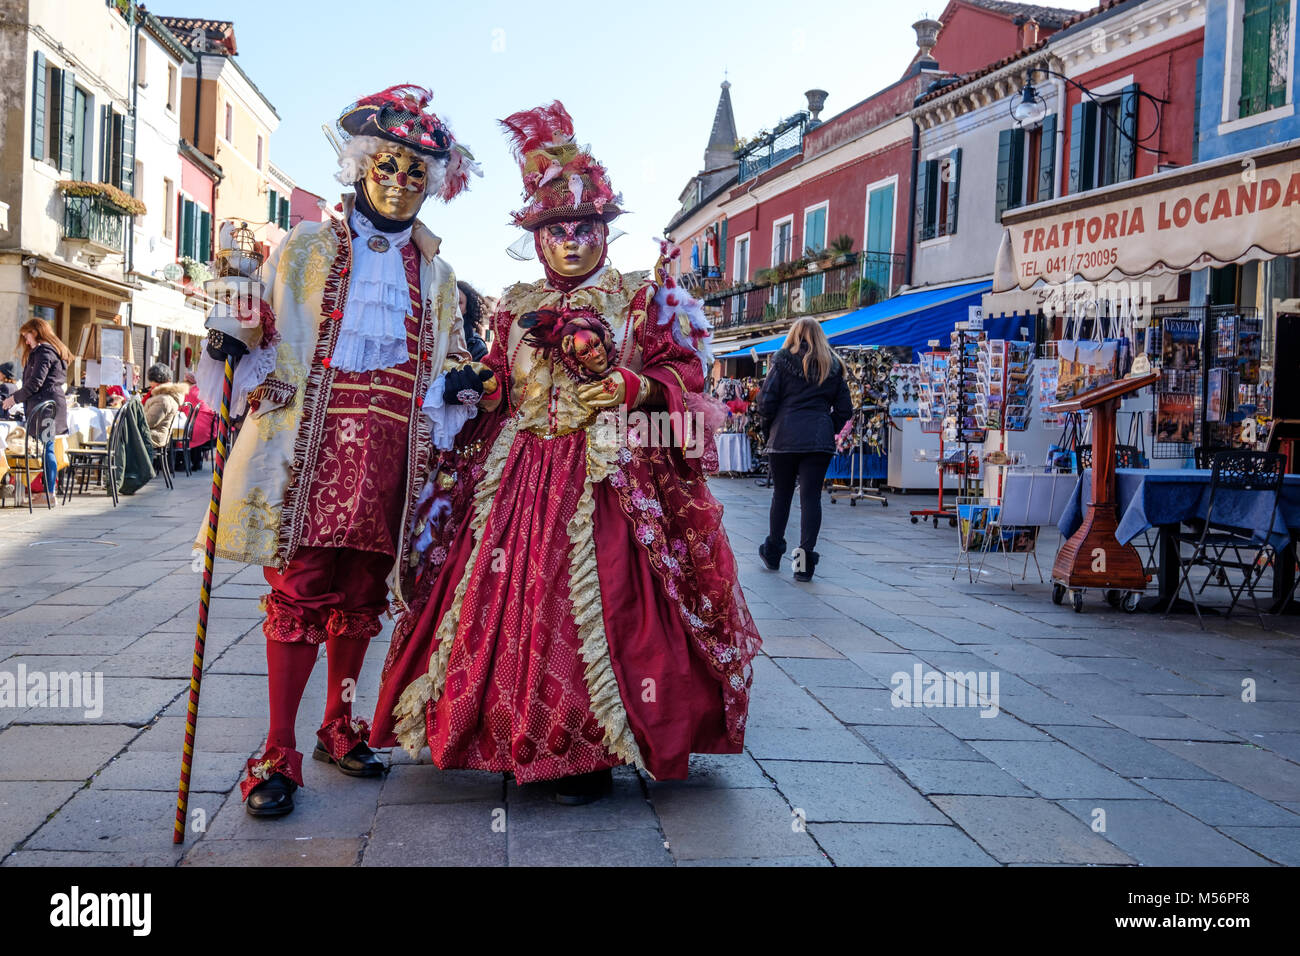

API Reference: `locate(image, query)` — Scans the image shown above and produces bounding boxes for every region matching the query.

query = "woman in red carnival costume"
[372,102,760,803]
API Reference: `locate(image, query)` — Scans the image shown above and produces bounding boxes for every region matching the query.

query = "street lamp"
[1010,67,1168,155]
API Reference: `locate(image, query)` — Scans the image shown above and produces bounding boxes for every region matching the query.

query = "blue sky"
[161,0,1094,296]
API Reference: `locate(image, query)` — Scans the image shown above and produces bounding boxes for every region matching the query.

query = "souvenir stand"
[828,346,890,507]
[712,377,763,476]
[909,347,958,527]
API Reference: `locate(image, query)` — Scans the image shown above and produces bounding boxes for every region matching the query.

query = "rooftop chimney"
[1019,16,1041,49]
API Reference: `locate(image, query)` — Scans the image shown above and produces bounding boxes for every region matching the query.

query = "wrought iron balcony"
[705,251,905,332]
[62,194,128,253]
[737,113,807,183]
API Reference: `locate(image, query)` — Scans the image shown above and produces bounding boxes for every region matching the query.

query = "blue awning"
[721,279,1003,359]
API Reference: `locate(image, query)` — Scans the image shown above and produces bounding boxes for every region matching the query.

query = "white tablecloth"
[715,433,753,474]
[67,406,118,443]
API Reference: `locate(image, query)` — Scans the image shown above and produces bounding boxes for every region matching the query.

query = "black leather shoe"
[793,549,820,582]
[759,538,784,571]
[312,741,385,778]
[553,768,613,806]
[245,773,297,817]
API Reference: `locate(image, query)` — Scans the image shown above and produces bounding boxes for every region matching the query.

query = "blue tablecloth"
[1059,468,1300,550]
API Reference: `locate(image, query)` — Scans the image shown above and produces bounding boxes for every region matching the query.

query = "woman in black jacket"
[756,318,852,582]
[3,318,72,501]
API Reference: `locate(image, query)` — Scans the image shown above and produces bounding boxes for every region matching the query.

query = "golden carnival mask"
[538,219,606,279]
[363,145,428,221]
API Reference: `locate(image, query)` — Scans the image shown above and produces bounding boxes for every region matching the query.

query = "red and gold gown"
[371,262,760,780]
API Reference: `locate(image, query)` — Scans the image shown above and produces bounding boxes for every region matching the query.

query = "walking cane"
[172,355,233,844]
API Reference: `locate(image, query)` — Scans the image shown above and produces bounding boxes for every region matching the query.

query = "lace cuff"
[421,372,478,451]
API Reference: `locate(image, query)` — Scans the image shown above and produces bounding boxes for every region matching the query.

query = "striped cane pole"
[173,357,234,844]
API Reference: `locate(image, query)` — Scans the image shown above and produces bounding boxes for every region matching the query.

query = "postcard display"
[1149,304,1265,459]
[828,346,893,506]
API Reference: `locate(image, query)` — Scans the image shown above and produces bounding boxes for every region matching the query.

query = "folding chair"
[1163,450,1286,629]
[8,400,58,512]
[62,410,130,507]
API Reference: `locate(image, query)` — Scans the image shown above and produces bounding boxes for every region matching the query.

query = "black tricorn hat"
[337,84,453,159]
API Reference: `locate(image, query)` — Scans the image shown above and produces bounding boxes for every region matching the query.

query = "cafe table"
[1059,467,1300,613]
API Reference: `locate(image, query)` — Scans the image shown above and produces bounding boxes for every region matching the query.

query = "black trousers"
[767,452,832,555]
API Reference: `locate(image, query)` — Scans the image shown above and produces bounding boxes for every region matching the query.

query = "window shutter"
[181,199,196,259]
[945,148,962,235]
[31,52,47,161]
[915,158,935,242]
[1193,58,1203,163]
[280,196,290,230]
[1240,0,1269,117]
[268,188,277,223]
[1037,114,1057,202]
[719,218,728,271]
[1068,101,1098,194]
[198,209,211,262]
[59,69,76,173]
[120,111,135,194]
[996,129,1013,219]
[1118,83,1139,182]
[99,105,111,181]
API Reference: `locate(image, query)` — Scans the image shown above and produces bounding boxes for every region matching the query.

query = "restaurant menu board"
[99,326,125,390]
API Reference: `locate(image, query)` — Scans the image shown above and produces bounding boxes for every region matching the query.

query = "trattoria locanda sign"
[993,143,1300,291]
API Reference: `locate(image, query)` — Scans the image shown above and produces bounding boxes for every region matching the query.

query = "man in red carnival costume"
[372,102,761,804]
[198,86,490,817]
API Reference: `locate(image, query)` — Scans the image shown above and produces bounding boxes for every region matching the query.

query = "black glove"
[205,329,249,362]
[442,365,496,406]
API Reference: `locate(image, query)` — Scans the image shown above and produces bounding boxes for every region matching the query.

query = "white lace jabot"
[332,211,414,373]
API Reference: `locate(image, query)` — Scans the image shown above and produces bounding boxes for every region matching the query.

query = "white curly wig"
[335,134,448,198]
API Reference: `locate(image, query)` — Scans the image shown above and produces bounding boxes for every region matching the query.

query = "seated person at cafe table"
[142,364,188,453]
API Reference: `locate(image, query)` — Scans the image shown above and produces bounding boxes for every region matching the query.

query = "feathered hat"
[337,84,477,201]
[500,101,622,231]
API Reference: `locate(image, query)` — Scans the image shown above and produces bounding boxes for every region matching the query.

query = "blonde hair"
[18,317,72,366]
[782,318,835,385]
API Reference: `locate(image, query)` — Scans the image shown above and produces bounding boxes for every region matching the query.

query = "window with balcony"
[1239,0,1291,117]
[30,53,91,178]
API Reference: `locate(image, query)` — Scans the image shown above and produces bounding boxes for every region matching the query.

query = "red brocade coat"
[372,264,761,781]
[299,244,423,558]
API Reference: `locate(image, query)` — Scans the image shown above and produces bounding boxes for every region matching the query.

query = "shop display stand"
[1048,372,1158,613]
[910,349,956,528]
[829,346,892,507]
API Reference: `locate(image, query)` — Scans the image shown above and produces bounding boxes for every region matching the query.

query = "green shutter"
[945,148,961,236]
[181,199,196,259]
[916,158,936,242]
[99,105,111,181]
[120,111,135,194]
[198,209,211,262]
[1037,113,1057,202]
[268,188,277,223]
[1118,84,1139,182]
[31,51,46,160]
[1068,101,1098,194]
[279,196,289,230]
[1240,0,1270,117]
[71,87,87,180]
[58,69,76,173]
[719,218,727,271]
[995,129,1013,219]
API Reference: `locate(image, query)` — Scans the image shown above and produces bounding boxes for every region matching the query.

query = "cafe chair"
[6,400,58,512]
[62,412,130,507]
[1163,450,1286,629]
[170,402,199,477]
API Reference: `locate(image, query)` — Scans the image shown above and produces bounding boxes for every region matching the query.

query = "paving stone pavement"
[1,472,1298,866]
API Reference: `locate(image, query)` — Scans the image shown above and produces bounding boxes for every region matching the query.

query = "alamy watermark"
[890,664,1000,718]
[0,666,104,719]
[591,406,709,459]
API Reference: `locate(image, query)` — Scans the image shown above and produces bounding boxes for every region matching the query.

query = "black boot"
[793,548,819,582]
[312,741,385,778]
[759,538,785,572]
[553,768,613,805]
[245,773,297,817]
